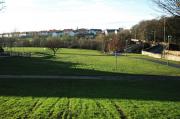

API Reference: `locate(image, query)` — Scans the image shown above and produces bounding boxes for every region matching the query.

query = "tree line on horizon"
[0,15,179,56]
[0,16,179,52]
[131,16,180,44]
[0,0,179,55]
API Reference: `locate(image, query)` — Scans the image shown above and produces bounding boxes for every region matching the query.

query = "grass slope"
[0,47,180,118]
[0,78,180,119]
[1,47,180,76]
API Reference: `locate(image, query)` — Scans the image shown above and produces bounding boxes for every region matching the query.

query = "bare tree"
[152,0,180,16]
[45,38,62,56]
[0,0,5,11]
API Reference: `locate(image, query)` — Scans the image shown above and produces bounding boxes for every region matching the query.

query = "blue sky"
[0,0,161,33]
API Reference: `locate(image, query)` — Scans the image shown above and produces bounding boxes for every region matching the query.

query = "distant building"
[104,29,118,35]
[26,32,33,38]
[2,33,10,37]
[49,30,63,37]
[30,31,38,37]
[76,28,97,38]
[77,28,89,34]
[39,31,49,36]
[0,28,125,38]
[63,29,75,36]
[19,32,27,38]
[88,29,102,35]
[118,28,124,32]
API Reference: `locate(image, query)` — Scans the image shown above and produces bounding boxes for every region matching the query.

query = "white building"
[104,29,118,35]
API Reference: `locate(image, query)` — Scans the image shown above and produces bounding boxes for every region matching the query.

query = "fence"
[0,51,31,57]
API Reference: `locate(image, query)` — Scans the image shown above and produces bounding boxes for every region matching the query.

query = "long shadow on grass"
[60,52,111,57]
[0,56,180,101]
[0,54,130,76]
[0,55,108,75]
[0,78,180,101]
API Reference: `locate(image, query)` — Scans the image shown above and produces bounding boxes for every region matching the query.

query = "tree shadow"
[0,56,180,101]
[33,52,55,59]
[60,52,113,57]
[0,55,122,76]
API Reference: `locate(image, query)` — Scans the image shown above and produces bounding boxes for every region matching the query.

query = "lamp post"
[153,30,156,43]
[151,30,156,44]
[113,34,118,71]
[114,36,118,71]
[125,40,128,56]
[164,16,166,43]
[115,50,117,70]
[167,35,172,66]
[161,15,167,61]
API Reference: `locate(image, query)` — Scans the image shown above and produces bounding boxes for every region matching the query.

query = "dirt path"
[0,75,179,80]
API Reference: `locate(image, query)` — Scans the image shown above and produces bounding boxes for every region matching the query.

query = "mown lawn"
[0,78,180,119]
[1,47,180,76]
[0,47,180,119]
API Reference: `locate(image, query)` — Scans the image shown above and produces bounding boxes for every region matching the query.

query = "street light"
[112,36,118,71]
[115,50,117,71]
[168,35,172,50]
[167,35,172,66]
[151,30,156,44]
[125,40,128,56]
[153,30,156,43]
[163,16,166,43]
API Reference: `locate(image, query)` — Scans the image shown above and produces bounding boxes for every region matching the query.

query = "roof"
[106,29,117,32]
[90,29,102,31]
[63,29,73,32]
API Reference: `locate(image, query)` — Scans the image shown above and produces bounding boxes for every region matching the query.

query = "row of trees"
[0,30,131,55]
[131,16,180,44]
[1,14,179,55]
[1,0,179,55]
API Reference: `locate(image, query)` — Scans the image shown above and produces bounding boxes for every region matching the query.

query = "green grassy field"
[0,47,180,119]
[1,47,180,76]
[0,79,180,119]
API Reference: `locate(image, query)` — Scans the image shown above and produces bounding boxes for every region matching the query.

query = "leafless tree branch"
[152,0,180,16]
[0,0,5,11]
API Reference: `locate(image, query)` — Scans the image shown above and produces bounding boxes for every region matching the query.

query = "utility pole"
[115,51,117,70]
[162,16,166,61]
[167,36,169,66]
[115,35,118,71]
[164,17,166,43]
[153,30,156,43]
[125,40,128,56]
